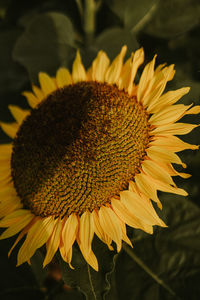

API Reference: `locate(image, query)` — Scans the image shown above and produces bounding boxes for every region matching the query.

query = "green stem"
[75,0,84,19]
[123,244,181,299]
[84,0,96,46]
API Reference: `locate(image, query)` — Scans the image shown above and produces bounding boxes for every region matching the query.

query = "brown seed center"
[11,81,150,217]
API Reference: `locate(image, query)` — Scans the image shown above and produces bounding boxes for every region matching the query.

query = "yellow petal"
[79,211,94,257]
[22,91,40,108]
[59,241,74,269]
[99,206,122,252]
[151,122,199,136]
[85,251,98,271]
[32,85,44,102]
[147,176,188,196]
[8,218,37,257]
[0,158,10,173]
[92,210,113,250]
[135,173,162,208]
[149,104,190,126]
[78,240,99,271]
[162,65,175,81]
[127,48,144,94]
[56,68,72,88]
[0,199,22,218]
[0,122,19,138]
[0,212,34,240]
[38,72,57,96]
[146,146,186,167]
[0,191,22,216]
[0,144,12,158]
[90,50,110,82]
[118,48,144,94]
[120,190,166,227]
[137,54,157,102]
[117,217,132,247]
[17,216,55,265]
[154,63,166,74]
[150,135,199,152]
[161,163,191,179]
[0,165,11,182]
[128,181,138,193]
[83,247,99,271]
[111,198,153,233]
[186,105,200,115]
[111,198,142,228]
[0,184,15,198]
[142,65,174,107]
[142,159,175,185]
[62,213,78,255]
[105,46,127,84]
[8,105,30,125]
[0,177,12,189]
[118,56,132,90]
[43,218,62,267]
[72,50,87,83]
[0,209,33,227]
[148,87,190,113]
[0,158,10,169]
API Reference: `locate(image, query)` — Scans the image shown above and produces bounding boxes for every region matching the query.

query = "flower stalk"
[84,0,96,45]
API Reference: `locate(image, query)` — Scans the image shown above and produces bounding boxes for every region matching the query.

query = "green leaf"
[115,196,200,299]
[124,0,158,31]
[94,27,139,60]
[30,251,47,286]
[0,29,27,94]
[13,12,76,83]
[104,0,128,20]
[144,0,200,38]
[0,28,28,143]
[59,238,117,300]
[105,0,158,31]
[0,238,44,300]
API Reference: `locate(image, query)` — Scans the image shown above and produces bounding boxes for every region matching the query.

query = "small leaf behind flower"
[115,196,200,300]
[105,0,158,31]
[13,12,76,83]
[144,0,200,38]
[60,237,117,300]
[124,0,158,31]
[94,27,139,60]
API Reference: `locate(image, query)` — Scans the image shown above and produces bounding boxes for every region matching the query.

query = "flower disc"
[11,81,150,217]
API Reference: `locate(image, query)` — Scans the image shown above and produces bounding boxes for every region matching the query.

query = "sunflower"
[0,46,199,271]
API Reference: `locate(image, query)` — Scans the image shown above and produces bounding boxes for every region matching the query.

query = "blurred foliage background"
[0,0,200,299]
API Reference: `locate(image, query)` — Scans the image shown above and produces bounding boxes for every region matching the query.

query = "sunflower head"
[12,80,150,218]
[0,46,199,271]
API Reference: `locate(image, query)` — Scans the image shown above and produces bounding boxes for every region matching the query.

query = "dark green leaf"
[60,238,117,300]
[105,0,158,31]
[115,196,200,300]
[124,0,158,31]
[0,28,28,143]
[0,237,44,300]
[144,0,200,38]
[30,251,47,286]
[79,47,99,70]
[94,27,139,60]
[104,0,128,21]
[0,29,27,94]
[0,0,11,19]
[13,12,76,83]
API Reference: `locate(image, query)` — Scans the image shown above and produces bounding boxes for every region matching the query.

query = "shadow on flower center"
[11,81,150,217]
